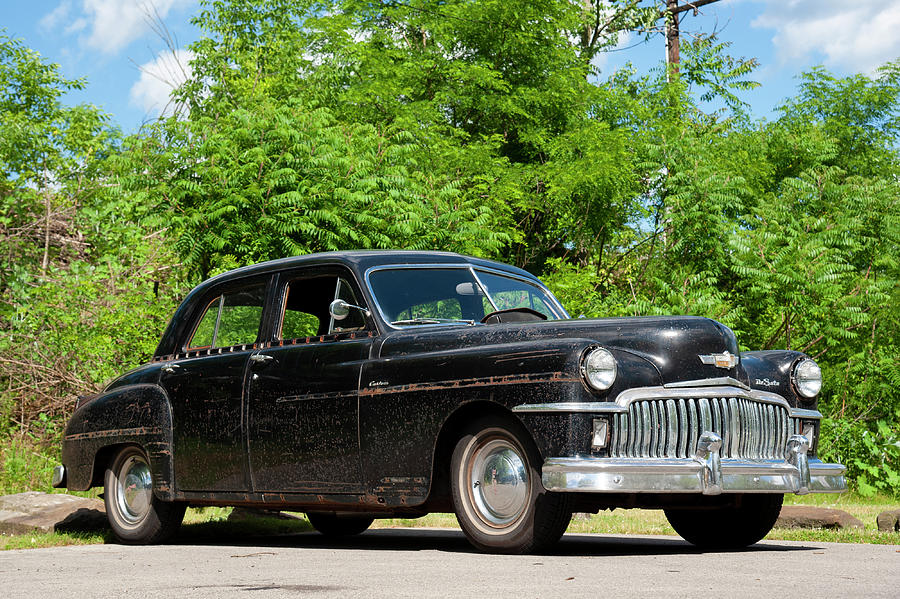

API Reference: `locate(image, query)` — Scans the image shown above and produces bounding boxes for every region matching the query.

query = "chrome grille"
[609,397,789,460]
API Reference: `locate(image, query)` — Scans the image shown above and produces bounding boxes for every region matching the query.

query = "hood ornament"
[699,351,739,369]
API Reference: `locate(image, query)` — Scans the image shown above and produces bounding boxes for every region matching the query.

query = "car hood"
[377,315,748,387]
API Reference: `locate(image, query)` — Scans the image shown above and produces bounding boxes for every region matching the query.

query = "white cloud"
[41,0,194,55]
[591,30,634,75]
[753,0,900,74]
[39,0,73,31]
[129,48,194,118]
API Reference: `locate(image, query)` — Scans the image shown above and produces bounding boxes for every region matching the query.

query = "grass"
[0,530,108,551]
[372,498,900,545]
[371,492,900,545]
[5,493,896,551]
[176,507,315,542]
[1,436,63,496]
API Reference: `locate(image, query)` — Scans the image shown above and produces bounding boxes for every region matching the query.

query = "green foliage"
[823,418,900,498]
[0,34,187,472]
[123,98,513,279]
[1,4,899,498]
[0,33,117,294]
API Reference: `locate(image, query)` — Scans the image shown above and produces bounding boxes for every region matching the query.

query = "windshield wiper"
[391,318,475,326]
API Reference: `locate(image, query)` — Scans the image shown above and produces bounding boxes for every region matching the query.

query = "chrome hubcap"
[469,438,529,527]
[117,455,152,525]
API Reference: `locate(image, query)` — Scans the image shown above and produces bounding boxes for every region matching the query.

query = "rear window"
[187,284,266,349]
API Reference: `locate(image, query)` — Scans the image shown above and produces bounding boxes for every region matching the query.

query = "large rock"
[0,492,108,535]
[776,505,864,530]
[876,509,900,532]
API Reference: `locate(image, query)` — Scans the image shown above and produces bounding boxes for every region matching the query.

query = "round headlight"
[583,347,617,391]
[793,358,822,398]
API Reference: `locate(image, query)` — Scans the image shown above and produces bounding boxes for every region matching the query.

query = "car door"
[160,278,271,492]
[247,268,373,493]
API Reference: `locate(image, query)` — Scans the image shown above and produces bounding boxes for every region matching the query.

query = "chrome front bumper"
[543,433,846,495]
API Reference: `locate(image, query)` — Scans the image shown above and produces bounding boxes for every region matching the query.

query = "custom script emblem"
[698,351,739,369]
[754,378,779,387]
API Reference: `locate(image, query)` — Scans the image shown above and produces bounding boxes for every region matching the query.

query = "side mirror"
[329,299,370,321]
[329,299,351,320]
[455,282,476,296]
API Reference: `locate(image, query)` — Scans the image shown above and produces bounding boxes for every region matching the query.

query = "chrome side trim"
[541,456,846,494]
[514,385,791,413]
[513,402,620,413]
[665,377,750,390]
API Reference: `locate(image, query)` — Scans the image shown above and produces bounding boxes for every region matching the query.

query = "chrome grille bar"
[610,396,789,460]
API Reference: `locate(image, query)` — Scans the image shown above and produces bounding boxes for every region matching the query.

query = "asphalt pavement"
[1,528,898,598]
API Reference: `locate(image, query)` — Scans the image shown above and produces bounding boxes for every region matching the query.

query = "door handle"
[161,363,181,374]
[249,354,274,364]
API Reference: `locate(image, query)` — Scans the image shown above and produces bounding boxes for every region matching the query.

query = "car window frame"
[268,265,374,343]
[181,275,276,353]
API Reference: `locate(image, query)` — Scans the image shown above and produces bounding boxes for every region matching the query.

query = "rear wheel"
[306,513,374,537]
[104,446,185,544]
[664,494,784,549]
[450,416,571,554]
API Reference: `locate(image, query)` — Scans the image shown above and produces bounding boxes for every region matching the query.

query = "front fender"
[741,350,815,409]
[61,383,175,500]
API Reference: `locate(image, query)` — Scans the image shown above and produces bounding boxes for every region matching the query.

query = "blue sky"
[4,1,900,133]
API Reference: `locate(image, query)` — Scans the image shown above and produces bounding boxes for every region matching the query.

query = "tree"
[0,34,115,291]
[124,97,514,279]
[0,34,185,441]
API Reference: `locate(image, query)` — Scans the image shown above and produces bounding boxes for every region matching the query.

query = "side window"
[190,298,220,348]
[187,284,266,349]
[282,308,319,340]
[279,274,367,340]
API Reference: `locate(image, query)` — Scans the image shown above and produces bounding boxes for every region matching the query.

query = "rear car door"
[160,278,271,492]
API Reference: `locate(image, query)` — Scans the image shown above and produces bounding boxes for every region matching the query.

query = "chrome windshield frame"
[363,263,569,330]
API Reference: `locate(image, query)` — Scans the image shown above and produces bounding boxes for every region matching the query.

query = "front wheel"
[450,416,571,554]
[104,446,185,544]
[306,513,374,537]
[664,494,784,549]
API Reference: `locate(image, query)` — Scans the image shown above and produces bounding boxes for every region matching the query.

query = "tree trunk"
[665,0,680,77]
[41,165,51,277]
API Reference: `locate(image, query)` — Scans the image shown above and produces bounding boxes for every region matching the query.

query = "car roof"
[198,250,540,287]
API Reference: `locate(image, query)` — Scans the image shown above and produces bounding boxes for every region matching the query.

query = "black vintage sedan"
[54,251,846,552]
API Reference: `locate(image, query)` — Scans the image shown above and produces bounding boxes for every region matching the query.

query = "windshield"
[367,267,564,327]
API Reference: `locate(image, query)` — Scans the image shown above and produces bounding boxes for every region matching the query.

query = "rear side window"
[187,284,266,349]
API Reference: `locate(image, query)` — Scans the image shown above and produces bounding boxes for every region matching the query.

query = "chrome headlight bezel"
[792,358,822,398]
[582,347,617,392]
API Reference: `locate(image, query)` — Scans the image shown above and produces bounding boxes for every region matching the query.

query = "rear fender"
[61,384,175,500]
